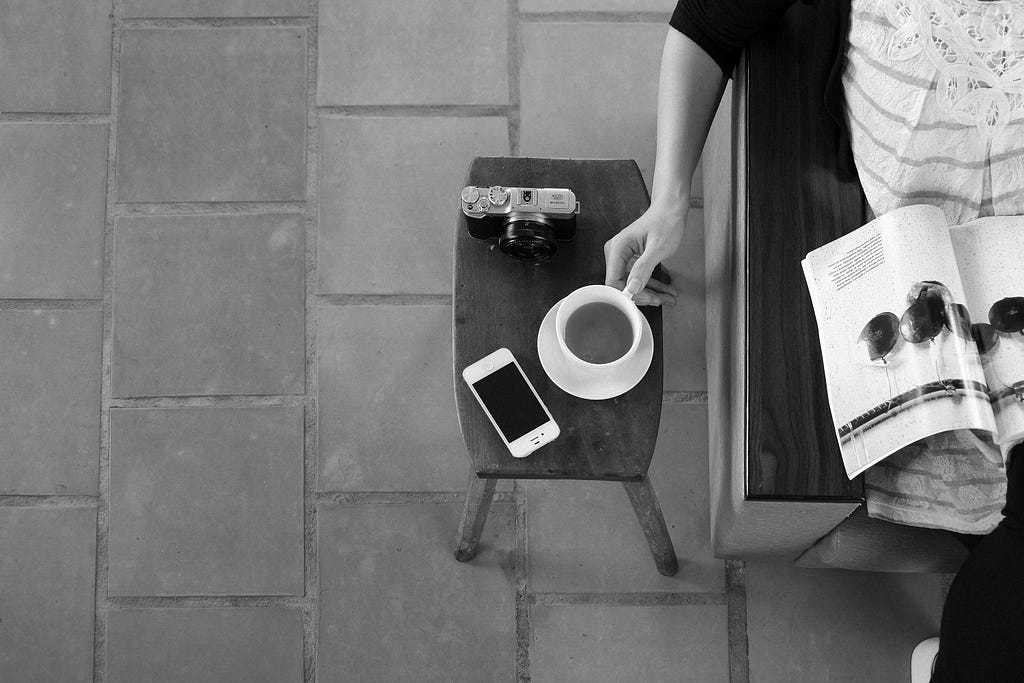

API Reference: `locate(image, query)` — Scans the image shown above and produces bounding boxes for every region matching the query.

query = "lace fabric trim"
[845,0,1024,224]
[883,0,1024,134]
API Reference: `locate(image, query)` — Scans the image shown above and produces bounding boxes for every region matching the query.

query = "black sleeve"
[929,443,1024,681]
[1002,443,1024,532]
[669,0,801,77]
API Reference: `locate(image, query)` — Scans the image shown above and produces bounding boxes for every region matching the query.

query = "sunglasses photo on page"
[846,283,1024,443]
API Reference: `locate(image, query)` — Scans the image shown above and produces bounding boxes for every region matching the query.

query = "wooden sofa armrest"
[704,80,860,559]
[705,1,865,559]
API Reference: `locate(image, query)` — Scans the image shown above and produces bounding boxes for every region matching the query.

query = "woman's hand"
[603,203,685,306]
[601,26,723,306]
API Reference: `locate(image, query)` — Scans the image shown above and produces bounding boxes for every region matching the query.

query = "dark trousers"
[931,445,1024,682]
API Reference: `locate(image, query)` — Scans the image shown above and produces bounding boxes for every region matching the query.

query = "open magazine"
[802,204,1024,479]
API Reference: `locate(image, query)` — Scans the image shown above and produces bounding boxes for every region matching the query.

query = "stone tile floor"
[0,1,947,681]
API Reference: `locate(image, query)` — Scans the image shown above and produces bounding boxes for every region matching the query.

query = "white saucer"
[537,297,654,400]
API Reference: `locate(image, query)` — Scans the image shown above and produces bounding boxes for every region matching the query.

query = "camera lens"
[499,217,557,263]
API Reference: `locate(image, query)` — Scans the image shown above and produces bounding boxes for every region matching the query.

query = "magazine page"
[949,216,1024,460]
[803,204,995,479]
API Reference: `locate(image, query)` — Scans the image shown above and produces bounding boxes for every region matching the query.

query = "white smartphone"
[462,348,560,458]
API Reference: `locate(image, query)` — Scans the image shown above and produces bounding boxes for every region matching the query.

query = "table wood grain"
[453,157,664,480]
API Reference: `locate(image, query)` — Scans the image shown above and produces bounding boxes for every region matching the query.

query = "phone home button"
[483,362,493,371]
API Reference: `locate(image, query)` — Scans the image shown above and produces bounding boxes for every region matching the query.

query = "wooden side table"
[452,156,678,576]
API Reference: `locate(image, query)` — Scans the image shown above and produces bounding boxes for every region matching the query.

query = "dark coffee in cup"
[563,301,634,364]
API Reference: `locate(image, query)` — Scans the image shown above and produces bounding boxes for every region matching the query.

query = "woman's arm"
[606,0,797,304]
[603,26,726,305]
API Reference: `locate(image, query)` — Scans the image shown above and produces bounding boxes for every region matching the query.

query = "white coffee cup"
[555,284,643,373]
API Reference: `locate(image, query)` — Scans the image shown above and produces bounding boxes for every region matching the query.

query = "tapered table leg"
[623,476,679,576]
[455,474,498,562]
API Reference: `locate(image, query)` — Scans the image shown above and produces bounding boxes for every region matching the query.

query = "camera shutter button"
[461,187,480,204]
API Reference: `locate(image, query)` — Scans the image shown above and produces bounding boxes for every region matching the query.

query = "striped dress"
[844,0,1024,532]
[845,0,1024,224]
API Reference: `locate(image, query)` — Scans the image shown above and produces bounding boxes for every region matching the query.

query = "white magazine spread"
[802,205,1024,478]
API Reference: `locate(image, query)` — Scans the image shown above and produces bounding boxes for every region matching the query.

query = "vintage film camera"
[461,185,580,263]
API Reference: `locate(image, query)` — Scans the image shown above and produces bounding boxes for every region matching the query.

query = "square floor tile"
[112,214,305,397]
[117,27,306,202]
[0,0,111,112]
[527,404,721,592]
[108,407,304,596]
[519,23,664,188]
[124,0,308,17]
[318,0,507,105]
[530,604,728,683]
[0,123,107,298]
[0,311,102,495]
[317,116,508,294]
[747,560,944,682]
[0,507,96,682]
[107,607,303,683]
[317,503,515,681]
[317,305,469,491]
[662,208,706,391]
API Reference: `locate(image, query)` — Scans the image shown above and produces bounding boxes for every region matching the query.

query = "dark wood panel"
[743,3,864,499]
[453,157,664,480]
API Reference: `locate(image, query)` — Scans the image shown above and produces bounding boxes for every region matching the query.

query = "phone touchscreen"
[471,362,549,442]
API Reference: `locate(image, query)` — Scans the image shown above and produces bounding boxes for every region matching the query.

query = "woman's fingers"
[632,287,677,306]
[613,253,679,302]
[643,276,678,298]
[604,235,641,289]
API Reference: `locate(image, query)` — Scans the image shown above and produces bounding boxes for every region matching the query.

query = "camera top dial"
[461,186,480,204]
[488,186,509,206]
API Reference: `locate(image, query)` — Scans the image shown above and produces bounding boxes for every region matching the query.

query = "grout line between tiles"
[663,390,709,405]
[113,201,306,216]
[106,596,308,609]
[0,299,103,310]
[314,491,516,505]
[121,17,312,29]
[513,479,531,682]
[317,293,452,306]
[519,11,671,23]
[95,3,123,681]
[0,113,110,123]
[527,592,726,606]
[108,395,305,408]
[302,2,320,679]
[508,0,521,157]
[726,560,750,683]
[0,495,98,508]
[317,105,513,118]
